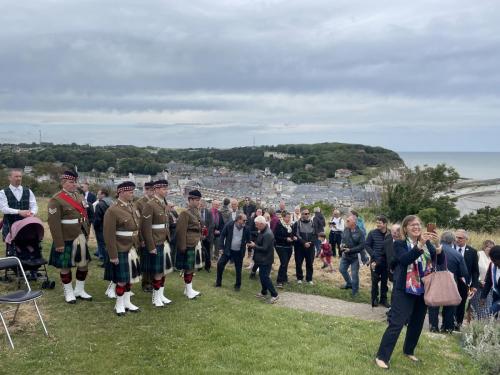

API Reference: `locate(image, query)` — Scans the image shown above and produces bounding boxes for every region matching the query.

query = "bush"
[462,319,500,375]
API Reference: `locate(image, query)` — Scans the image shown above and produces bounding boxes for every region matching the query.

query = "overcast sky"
[0,0,499,151]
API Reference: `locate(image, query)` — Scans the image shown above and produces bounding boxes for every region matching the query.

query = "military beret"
[144,181,155,189]
[61,170,78,181]
[154,179,169,188]
[188,189,202,199]
[117,181,136,194]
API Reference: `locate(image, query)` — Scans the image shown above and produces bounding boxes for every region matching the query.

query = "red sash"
[58,192,88,220]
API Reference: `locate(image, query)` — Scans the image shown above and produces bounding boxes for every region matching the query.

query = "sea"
[398,152,500,181]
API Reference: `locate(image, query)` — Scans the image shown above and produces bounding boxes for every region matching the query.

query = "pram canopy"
[5,217,45,245]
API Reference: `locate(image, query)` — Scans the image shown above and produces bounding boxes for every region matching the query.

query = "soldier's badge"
[49,208,57,215]
[143,215,151,219]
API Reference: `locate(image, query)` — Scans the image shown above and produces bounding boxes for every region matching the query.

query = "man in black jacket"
[366,215,390,307]
[215,214,250,291]
[294,208,317,284]
[454,229,480,330]
[93,188,112,263]
[248,216,278,303]
[339,214,366,296]
[242,197,256,220]
[200,199,214,272]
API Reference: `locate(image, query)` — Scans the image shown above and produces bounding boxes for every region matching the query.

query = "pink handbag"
[422,254,462,307]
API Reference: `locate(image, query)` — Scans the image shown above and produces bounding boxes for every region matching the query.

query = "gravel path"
[278,292,389,322]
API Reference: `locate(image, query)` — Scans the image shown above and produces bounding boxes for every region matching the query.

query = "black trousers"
[377,289,427,362]
[294,245,315,282]
[276,245,293,283]
[259,264,278,297]
[329,231,342,257]
[455,279,469,327]
[216,251,244,288]
[371,263,389,303]
[202,238,212,270]
[428,306,457,331]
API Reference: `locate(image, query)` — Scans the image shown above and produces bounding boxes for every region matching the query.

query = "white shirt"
[455,246,465,257]
[330,216,344,232]
[478,251,491,283]
[0,185,38,215]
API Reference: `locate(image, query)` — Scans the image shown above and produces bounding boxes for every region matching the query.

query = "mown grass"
[0,239,481,374]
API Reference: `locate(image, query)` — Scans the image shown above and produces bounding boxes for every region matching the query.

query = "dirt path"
[277,292,389,322]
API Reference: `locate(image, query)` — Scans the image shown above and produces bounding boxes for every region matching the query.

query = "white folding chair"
[0,256,48,349]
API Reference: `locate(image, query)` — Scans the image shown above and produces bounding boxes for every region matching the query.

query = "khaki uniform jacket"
[47,190,89,249]
[103,199,141,260]
[141,196,171,251]
[176,207,201,252]
[134,195,151,216]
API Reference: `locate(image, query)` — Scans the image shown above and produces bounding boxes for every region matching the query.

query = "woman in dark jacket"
[274,212,297,288]
[375,215,442,369]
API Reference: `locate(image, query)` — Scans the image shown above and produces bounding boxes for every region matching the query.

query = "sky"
[0,0,499,151]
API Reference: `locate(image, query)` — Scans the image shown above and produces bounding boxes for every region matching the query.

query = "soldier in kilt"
[47,170,92,304]
[103,181,142,316]
[135,181,155,292]
[176,189,203,299]
[141,179,173,307]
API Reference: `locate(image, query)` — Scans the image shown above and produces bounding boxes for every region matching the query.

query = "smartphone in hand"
[426,223,436,233]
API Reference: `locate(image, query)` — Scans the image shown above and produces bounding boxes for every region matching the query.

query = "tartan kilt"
[175,246,197,271]
[140,246,152,275]
[103,250,113,281]
[108,250,142,284]
[49,234,91,269]
[147,244,165,275]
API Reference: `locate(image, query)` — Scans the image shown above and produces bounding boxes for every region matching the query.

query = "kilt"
[49,234,91,269]
[175,246,196,271]
[140,245,152,275]
[147,244,165,275]
[108,250,142,284]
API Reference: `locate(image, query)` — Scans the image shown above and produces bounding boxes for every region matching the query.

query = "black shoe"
[340,285,352,290]
[214,283,221,288]
[321,264,327,269]
[249,273,256,280]
[205,268,211,273]
[430,326,439,333]
[142,285,153,293]
[372,300,379,307]
[380,300,391,308]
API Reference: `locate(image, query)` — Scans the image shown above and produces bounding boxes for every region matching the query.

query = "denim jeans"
[339,256,360,294]
[258,264,278,297]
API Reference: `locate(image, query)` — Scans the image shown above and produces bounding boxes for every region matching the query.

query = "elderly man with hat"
[176,189,203,299]
[47,170,92,304]
[135,181,155,292]
[141,179,173,307]
[103,181,142,315]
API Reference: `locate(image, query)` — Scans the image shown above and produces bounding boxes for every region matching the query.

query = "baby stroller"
[4,217,55,289]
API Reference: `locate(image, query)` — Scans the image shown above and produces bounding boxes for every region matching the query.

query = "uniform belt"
[188,229,200,233]
[116,231,138,237]
[61,219,79,224]
[152,224,167,230]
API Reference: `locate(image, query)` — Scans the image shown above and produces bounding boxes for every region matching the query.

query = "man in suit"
[210,200,224,260]
[81,182,97,225]
[215,213,250,291]
[384,224,401,283]
[200,199,215,272]
[454,229,479,330]
[429,231,469,333]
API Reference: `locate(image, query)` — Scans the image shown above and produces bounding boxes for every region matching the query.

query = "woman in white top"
[471,239,495,320]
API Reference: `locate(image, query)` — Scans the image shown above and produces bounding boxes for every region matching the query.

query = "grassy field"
[0,198,491,373]
[0,239,481,374]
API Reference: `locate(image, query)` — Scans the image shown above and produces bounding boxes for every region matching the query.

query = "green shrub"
[462,319,500,375]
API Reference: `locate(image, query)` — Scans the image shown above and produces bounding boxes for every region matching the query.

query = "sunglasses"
[303,213,310,215]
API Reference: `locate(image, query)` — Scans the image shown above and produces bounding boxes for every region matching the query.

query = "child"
[319,232,334,272]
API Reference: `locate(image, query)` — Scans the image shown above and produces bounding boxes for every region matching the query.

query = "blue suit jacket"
[218,221,251,256]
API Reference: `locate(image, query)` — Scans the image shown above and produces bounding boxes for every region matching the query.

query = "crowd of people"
[1,168,499,369]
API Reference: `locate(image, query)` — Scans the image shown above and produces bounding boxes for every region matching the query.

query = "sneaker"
[255,293,266,299]
[297,280,303,284]
[276,283,283,289]
[307,281,314,285]
[269,296,279,304]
